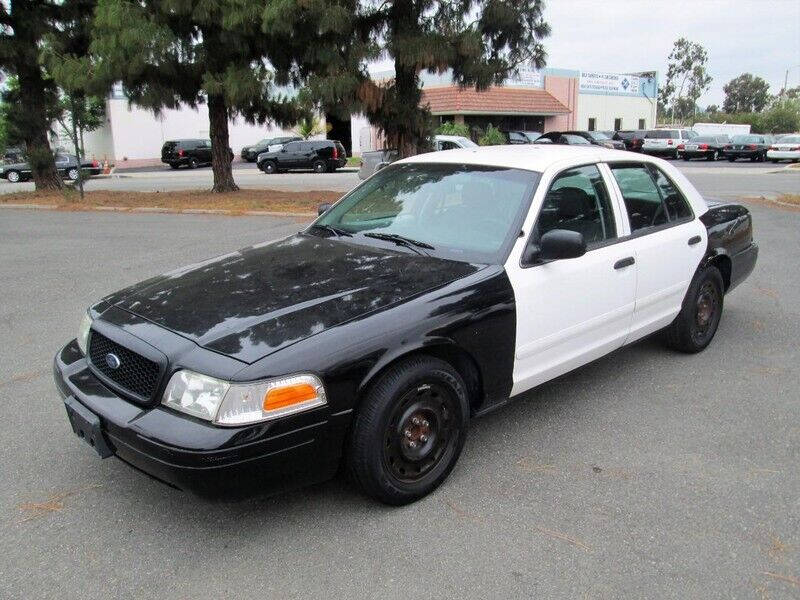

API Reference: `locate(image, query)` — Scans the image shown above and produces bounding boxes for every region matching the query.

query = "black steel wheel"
[261,160,277,174]
[347,356,469,505]
[313,160,327,174]
[664,265,724,353]
[189,157,199,169]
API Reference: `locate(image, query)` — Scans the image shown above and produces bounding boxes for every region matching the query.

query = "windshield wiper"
[310,224,352,237]
[363,232,434,255]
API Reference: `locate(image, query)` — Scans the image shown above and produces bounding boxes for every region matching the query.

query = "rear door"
[607,162,706,342]
[505,162,637,395]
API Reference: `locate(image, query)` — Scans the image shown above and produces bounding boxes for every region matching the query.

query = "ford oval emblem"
[105,353,121,370]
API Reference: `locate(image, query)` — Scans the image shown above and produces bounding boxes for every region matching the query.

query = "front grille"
[88,331,161,400]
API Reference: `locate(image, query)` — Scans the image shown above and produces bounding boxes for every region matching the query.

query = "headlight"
[161,371,326,426]
[77,312,93,355]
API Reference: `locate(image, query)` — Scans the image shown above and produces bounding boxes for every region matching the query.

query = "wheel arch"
[704,251,732,291]
[356,340,485,416]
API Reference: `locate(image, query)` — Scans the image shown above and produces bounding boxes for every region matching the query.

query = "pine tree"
[90,0,312,192]
[355,0,551,157]
[0,1,65,190]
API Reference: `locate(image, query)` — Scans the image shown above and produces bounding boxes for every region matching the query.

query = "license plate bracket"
[63,396,114,458]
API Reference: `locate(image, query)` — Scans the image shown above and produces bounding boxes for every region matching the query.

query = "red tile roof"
[422,85,570,115]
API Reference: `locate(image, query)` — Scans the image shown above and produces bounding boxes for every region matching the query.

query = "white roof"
[399,144,622,172]
[397,144,709,216]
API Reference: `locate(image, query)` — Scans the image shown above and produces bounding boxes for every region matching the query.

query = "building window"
[638,118,646,130]
[588,118,596,131]
[614,118,622,131]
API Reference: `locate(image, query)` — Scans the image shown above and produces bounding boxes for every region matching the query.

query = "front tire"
[707,151,718,161]
[67,168,79,181]
[347,356,469,505]
[260,160,277,174]
[6,170,21,183]
[664,266,724,353]
[728,156,736,162]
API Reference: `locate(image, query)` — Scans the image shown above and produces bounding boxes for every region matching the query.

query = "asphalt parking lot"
[1,175,799,598]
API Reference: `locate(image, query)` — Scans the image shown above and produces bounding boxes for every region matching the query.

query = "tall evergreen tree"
[0,1,65,190]
[352,0,550,157]
[91,0,310,192]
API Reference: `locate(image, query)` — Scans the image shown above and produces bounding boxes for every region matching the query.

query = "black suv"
[161,139,232,169]
[257,140,347,174]
[240,136,302,162]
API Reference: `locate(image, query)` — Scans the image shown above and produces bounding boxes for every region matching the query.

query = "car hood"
[106,233,483,363]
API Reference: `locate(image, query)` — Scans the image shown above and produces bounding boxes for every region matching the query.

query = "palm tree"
[294,116,331,139]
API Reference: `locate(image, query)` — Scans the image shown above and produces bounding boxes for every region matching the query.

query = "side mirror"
[318,203,332,216]
[522,229,587,265]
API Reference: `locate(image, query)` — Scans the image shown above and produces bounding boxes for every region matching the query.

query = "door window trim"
[520,161,624,269]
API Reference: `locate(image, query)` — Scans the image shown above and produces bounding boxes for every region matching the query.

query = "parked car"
[240,136,302,162]
[536,131,624,149]
[613,130,648,152]
[723,134,771,162]
[433,134,478,151]
[257,139,347,174]
[161,139,232,169]
[1,153,101,183]
[642,129,698,158]
[506,131,541,144]
[55,145,757,505]
[680,135,730,161]
[767,134,800,163]
[535,132,593,146]
[358,135,476,179]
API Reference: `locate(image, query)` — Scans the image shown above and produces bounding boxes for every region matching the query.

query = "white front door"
[606,162,706,342]
[505,163,638,396]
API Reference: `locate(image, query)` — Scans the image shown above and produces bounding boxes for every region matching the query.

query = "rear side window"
[536,165,617,246]
[610,164,692,233]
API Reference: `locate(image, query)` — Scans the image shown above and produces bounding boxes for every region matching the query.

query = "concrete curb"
[0,203,315,218]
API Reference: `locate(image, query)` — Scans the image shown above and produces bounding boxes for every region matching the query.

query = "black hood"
[106,233,483,363]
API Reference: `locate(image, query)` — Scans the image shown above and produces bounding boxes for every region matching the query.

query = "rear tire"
[170,163,180,170]
[707,151,718,161]
[664,266,724,353]
[728,156,736,162]
[188,158,199,169]
[313,160,327,174]
[347,356,469,505]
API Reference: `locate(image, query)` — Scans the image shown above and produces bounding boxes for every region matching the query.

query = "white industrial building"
[70,68,658,163]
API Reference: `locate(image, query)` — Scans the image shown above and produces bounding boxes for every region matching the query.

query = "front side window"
[535,165,617,246]
[610,164,692,233]
[314,163,539,263]
[284,142,300,152]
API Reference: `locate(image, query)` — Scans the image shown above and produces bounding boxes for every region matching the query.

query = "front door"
[505,163,638,396]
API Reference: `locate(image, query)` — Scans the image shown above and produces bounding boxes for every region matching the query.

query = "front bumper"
[54,340,348,497]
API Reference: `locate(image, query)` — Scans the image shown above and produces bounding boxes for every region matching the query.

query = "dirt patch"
[0,189,342,215]
[776,193,800,206]
[740,195,800,212]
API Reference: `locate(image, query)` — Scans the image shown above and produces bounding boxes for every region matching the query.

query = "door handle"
[688,235,702,246]
[614,257,635,270]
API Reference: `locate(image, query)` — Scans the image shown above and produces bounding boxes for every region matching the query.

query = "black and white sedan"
[54,146,758,505]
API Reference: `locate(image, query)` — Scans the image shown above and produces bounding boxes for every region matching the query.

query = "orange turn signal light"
[263,383,318,411]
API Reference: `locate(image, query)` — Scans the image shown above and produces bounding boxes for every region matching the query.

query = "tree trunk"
[207,93,238,193]
[14,40,62,190]
[394,62,421,158]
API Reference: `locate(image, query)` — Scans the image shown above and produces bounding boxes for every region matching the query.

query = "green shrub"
[478,125,505,146]
[435,121,471,137]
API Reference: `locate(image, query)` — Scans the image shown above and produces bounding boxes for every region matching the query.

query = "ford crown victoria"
[54,145,758,505]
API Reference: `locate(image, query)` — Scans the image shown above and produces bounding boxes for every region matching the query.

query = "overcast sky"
[542,0,800,107]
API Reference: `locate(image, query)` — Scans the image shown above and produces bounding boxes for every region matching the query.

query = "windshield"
[453,136,478,148]
[312,163,539,263]
[647,130,678,139]
[585,131,611,140]
[731,135,762,144]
